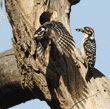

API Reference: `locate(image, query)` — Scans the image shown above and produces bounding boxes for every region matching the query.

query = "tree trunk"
[0,0,110,109]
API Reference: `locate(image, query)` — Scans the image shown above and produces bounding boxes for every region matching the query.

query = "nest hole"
[40,12,52,25]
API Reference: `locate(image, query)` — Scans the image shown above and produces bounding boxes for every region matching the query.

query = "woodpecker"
[34,21,75,65]
[76,27,96,75]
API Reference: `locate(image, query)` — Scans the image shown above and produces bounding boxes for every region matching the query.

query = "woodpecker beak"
[76,28,85,33]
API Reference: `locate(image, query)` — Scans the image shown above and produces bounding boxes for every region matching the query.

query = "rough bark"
[0,0,110,109]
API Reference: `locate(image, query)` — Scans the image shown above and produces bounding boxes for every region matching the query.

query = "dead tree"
[0,0,110,109]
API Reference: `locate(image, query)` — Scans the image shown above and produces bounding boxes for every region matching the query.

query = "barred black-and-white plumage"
[76,27,96,73]
[34,21,75,66]
[36,41,46,66]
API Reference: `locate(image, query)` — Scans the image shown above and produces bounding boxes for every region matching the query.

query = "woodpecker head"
[76,27,95,39]
[34,26,46,40]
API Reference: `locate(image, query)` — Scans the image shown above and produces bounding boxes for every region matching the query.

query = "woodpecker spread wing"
[50,21,75,56]
[34,21,75,57]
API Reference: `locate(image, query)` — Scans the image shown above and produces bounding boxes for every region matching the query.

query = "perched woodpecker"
[34,21,75,65]
[76,27,96,74]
